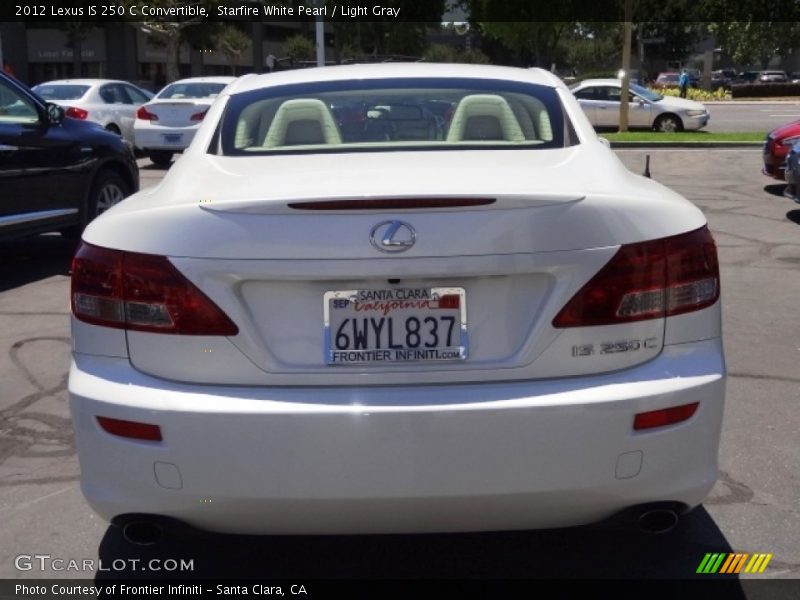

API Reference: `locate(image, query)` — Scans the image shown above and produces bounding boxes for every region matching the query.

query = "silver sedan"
[570,78,710,132]
[32,78,153,146]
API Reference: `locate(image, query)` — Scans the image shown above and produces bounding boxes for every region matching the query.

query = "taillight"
[136,106,158,121]
[71,242,238,335]
[97,416,162,441]
[189,109,208,122]
[553,226,719,328]
[65,106,88,120]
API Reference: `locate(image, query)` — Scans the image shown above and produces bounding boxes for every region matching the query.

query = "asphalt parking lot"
[0,150,798,591]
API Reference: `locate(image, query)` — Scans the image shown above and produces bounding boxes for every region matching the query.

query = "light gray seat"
[446,94,525,142]
[263,99,342,147]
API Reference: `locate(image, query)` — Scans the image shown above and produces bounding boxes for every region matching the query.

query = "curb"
[609,141,763,148]
[703,100,800,105]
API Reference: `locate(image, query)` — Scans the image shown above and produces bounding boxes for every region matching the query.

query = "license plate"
[323,287,468,365]
[162,133,182,144]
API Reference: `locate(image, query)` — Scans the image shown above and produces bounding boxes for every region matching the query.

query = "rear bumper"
[133,124,198,151]
[763,144,787,180]
[69,338,725,534]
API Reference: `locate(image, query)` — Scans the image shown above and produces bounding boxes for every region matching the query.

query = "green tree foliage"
[117,0,216,82]
[214,25,251,74]
[565,23,622,74]
[59,22,95,77]
[332,1,445,59]
[708,21,800,69]
[474,21,572,67]
[701,0,800,68]
[423,44,490,64]
[283,34,315,64]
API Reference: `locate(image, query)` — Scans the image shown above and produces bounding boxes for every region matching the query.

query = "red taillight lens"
[552,226,719,328]
[136,106,158,121]
[189,109,208,122]
[97,416,162,441]
[65,106,88,120]
[72,242,238,336]
[633,403,699,430]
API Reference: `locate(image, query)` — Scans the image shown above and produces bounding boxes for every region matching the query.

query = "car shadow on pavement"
[0,234,78,292]
[786,210,800,225]
[763,184,788,198]
[95,507,743,591]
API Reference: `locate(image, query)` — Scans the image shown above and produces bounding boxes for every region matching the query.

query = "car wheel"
[149,150,174,168]
[654,114,683,133]
[62,170,128,239]
[105,124,122,136]
[90,170,129,218]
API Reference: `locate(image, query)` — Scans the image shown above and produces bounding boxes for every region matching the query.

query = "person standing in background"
[678,69,689,99]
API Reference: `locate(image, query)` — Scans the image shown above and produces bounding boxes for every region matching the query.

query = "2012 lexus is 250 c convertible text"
[68,63,725,538]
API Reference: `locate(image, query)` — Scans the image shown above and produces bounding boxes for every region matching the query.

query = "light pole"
[315,0,325,67]
[619,0,633,132]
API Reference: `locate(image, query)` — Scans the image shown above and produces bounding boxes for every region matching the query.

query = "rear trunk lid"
[144,100,210,127]
[86,147,704,387]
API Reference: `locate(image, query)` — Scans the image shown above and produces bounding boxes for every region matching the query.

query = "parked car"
[758,70,788,83]
[32,79,153,147]
[733,71,759,85]
[570,78,710,132]
[784,141,800,200]
[762,119,800,180]
[69,63,724,538]
[0,72,139,241]
[711,69,736,90]
[790,72,800,84]
[653,72,680,89]
[133,76,236,167]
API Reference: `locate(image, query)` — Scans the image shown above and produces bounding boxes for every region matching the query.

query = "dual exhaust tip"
[117,504,682,546]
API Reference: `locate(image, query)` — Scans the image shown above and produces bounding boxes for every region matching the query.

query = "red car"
[763,120,800,179]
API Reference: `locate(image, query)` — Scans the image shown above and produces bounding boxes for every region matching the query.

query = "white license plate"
[162,133,183,144]
[323,287,468,365]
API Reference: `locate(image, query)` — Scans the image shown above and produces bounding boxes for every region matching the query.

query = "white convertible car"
[68,64,725,541]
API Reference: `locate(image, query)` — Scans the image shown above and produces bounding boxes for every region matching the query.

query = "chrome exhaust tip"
[637,508,679,535]
[121,521,164,546]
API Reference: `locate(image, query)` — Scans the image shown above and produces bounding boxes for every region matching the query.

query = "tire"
[653,114,683,133]
[89,170,129,218]
[149,150,174,168]
[62,170,128,239]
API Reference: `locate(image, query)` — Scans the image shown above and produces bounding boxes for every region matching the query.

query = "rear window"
[158,82,228,99]
[220,77,568,155]
[33,84,90,100]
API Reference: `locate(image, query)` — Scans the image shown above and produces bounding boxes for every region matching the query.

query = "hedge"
[731,83,800,98]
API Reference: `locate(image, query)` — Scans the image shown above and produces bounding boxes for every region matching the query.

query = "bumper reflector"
[97,416,163,441]
[633,403,699,431]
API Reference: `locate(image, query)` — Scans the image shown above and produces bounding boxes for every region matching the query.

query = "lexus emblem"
[370,220,416,253]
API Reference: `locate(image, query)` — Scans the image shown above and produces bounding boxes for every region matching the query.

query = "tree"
[283,34,315,65]
[118,0,212,83]
[703,0,800,68]
[423,44,490,64]
[214,25,251,75]
[708,21,800,69]
[472,21,571,68]
[60,22,95,77]
[564,23,623,74]
[333,1,445,59]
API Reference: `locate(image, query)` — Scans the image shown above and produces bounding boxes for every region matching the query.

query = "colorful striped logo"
[696,553,773,574]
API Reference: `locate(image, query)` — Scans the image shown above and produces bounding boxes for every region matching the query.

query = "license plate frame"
[162,133,183,144]
[323,287,468,365]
